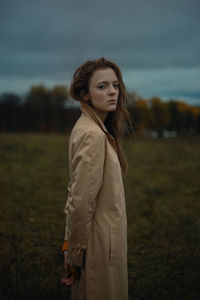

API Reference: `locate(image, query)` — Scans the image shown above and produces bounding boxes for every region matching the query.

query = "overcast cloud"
[0,0,199,104]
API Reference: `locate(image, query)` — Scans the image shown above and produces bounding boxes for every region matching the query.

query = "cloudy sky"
[0,0,199,105]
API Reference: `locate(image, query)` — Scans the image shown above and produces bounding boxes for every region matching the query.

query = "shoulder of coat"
[71,116,106,139]
[69,126,106,152]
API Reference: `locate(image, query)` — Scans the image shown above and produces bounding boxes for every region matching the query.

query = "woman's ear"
[84,94,90,101]
[80,89,90,102]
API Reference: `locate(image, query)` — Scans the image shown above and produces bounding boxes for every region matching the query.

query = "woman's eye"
[113,84,119,89]
[98,85,105,89]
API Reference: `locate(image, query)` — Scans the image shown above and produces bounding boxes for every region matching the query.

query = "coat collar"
[80,102,108,134]
[80,102,118,153]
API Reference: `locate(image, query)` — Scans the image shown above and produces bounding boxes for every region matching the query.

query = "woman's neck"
[92,106,108,123]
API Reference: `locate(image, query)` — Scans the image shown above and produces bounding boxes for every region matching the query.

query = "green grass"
[0,133,200,300]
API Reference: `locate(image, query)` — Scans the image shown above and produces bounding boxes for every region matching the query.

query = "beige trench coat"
[64,102,128,300]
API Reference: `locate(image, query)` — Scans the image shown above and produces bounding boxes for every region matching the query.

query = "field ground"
[0,133,200,300]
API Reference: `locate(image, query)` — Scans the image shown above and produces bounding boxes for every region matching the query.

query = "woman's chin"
[107,106,117,112]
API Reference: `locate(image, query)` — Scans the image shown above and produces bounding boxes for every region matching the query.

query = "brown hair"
[69,57,133,178]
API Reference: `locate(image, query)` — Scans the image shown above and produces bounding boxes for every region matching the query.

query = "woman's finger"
[64,251,69,272]
[61,276,73,286]
[64,260,68,272]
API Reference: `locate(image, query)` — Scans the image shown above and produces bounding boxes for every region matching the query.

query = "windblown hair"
[69,57,133,178]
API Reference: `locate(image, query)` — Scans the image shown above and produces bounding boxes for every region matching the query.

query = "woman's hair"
[69,57,133,178]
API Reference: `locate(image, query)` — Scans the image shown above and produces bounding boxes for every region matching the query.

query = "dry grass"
[0,133,200,299]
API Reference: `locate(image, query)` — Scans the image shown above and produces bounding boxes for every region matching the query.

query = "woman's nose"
[108,86,116,95]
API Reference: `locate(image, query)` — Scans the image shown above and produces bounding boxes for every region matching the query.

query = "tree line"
[0,85,200,137]
[127,92,200,137]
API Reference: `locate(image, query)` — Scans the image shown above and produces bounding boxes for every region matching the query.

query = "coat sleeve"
[64,130,106,267]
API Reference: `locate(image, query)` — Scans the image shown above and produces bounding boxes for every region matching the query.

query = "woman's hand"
[61,250,74,286]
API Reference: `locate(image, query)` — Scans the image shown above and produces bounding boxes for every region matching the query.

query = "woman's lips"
[108,100,117,104]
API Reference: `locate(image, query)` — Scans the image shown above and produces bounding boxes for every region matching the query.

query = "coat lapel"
[80,102,118,154]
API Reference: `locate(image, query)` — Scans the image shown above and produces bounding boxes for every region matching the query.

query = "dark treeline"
[0,85,80,134]
[0,85,200,137]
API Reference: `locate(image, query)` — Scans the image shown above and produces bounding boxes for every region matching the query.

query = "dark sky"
[0,0,200,104]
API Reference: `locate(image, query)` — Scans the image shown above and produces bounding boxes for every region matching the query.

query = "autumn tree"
[131,97,150,135]
[148,97,170,137]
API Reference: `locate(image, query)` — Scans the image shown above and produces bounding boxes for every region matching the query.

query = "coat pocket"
[109,215,127,266]
[109,226,120,265]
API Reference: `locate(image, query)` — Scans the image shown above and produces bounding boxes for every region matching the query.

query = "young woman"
[61,57,132,300]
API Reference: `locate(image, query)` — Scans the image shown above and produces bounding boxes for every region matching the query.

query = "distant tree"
[148,97,170,137]
[24,85,50,131]
[51,85,69,107]
[167,100,180,133]
[50,85,69,131]
[24,84,68,132]
[131,97,150,135]
[0,93,22,132]
[177,101,193,133]
[186,105,200,133]
[167,100,199,134]
[196,113,200,134]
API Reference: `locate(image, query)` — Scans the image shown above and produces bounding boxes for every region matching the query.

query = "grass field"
[0,133,200,300]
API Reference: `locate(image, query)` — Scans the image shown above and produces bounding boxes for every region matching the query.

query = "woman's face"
[85,68,119,116]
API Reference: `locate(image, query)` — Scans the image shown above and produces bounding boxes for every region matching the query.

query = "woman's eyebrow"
[97,80,119,84]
